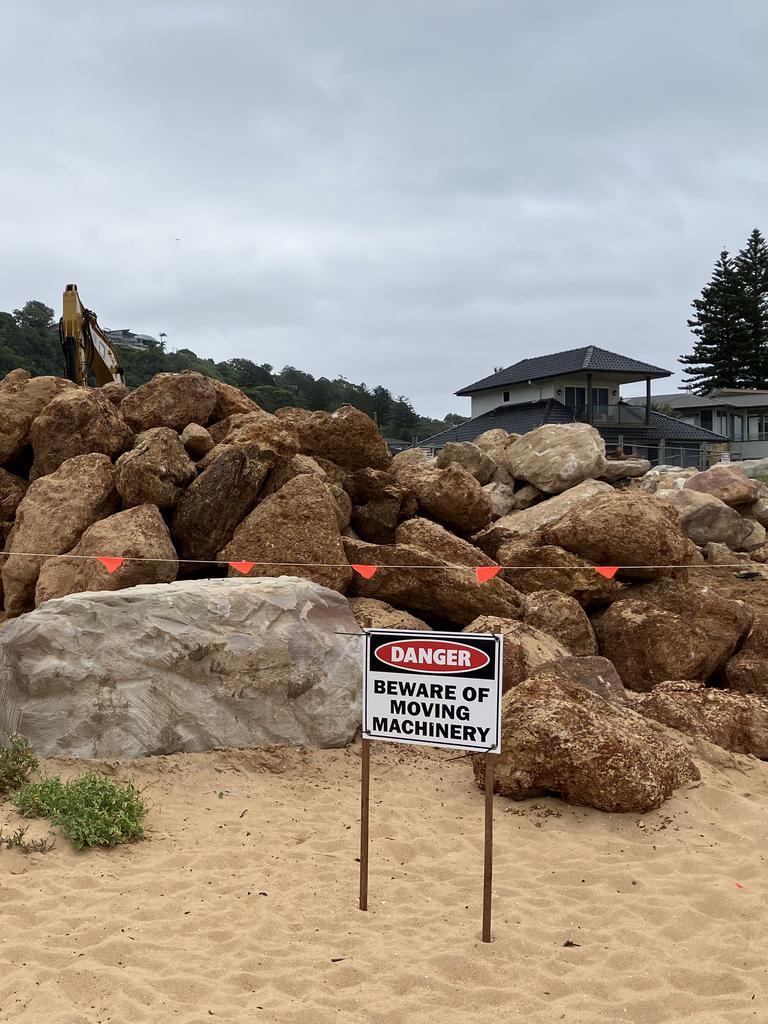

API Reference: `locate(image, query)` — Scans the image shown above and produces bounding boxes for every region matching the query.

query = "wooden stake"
[482,753,496,943]
[359,738,371,911]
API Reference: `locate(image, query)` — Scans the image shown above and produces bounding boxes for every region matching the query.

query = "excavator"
[59,284,125,387]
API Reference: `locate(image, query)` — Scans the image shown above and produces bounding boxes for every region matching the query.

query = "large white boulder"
[500,423,607,494]
[0,577,363,758]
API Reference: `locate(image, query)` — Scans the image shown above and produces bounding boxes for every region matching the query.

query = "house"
[628,389,768,460]
[106,328,159,351]
[419,345,727,467]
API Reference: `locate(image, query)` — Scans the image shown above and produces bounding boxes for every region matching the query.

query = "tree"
[679,250,751,393]
[13,300,54,330]
[733,228,768,385]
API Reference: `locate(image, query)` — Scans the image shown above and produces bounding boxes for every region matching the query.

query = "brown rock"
[0,374,76,467]
[512,483,544,510]
[35,505,178,606]
[208,379,261,422]
[472,673,699,812]
[347,597,431,631]
[1,368,31,385]
[724,612,768,697]
[120,371,217,433]
[742,496,768,528]
[684,464,762,506]
[29,388,133,480]
[180,422,214,460]
[473,428,513,451]
[395,518,495,567]
[543,490,696,578]
[527,656,627,705]
[496,539,623,606]
[523,590,598,655]
[220,474,352,593]
[435,442,496,484]
[276,405,391,471]
[599,458,651,482]
[2,454,119,615]
[172,447,273,562]
[0,469,27,543]
[343,538,524,627]
[632,680,768,758]
[482,482,516,518]
[465,615,569,691]
[116,428,196,511]
[501,423,607,494]
[345,468,416,544]
[392,460,492,533]
[100,381,128,406]
[261,454,327,497]
[656,487,755,550]
[199,411,299,466]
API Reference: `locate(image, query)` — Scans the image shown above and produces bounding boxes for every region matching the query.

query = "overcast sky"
[2,1,767,417]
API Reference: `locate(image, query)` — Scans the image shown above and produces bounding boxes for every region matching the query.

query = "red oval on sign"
[376,639,489,674]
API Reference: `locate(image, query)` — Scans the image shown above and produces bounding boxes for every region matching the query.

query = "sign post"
[360,628,503,942]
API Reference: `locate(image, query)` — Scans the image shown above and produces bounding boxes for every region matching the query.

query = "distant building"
[420,345,727,468]
[106,328,159,351]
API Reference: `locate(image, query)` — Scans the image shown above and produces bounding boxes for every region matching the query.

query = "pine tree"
[733,228,768,386]
[679,250,750,394]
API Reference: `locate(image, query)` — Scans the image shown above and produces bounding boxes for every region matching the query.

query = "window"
[564,386,586,409]
[502,390,510,402]
[699,409,713,430]
[591,387,609,406]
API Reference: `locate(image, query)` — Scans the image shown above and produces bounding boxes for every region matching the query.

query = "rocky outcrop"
[276,405,391,471]
[523,590,598,655]
[395,518,495,567]
[435,442,496,484]
[0,374,76,467]
[2,454,119,616]
[501,423,607,494]
[683,464,762,506]
[472,673,699,812]
[220,474,352,593]
[0,578,363,757]
[120,371,217,433]
[464,615,569,690]
[116,428,196,510]
[632,681,768,759]
[497,539,623,605]
[344,538,524,627]
[180,423,214,460]
[29,388,134,480]
[35,505,178,606]
[347,597,432,631]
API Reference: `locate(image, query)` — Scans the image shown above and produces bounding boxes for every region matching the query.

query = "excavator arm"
[59,284,125,387]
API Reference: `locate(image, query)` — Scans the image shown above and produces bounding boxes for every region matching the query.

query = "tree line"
[0,301,466,442]
[680,228,768,394]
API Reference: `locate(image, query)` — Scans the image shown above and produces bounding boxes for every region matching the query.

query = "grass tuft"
[0,735,38,796]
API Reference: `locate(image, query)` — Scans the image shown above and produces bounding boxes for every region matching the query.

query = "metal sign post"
[359,628,503,942]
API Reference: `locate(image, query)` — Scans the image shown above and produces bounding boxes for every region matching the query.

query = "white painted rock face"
[0,577,364,758]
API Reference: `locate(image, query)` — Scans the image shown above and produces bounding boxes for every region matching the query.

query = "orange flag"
[352,564,378,579]
[228,561,256,575]
[97,556,124,574]
[594,566,620,579]
[475,566,501,583]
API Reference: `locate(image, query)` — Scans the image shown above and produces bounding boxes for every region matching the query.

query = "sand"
[1,739,768,1024]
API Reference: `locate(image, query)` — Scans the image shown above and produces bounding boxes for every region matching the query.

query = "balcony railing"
[568,403,649,425]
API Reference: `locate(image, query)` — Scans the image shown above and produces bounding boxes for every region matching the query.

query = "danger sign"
[363,629,502,753]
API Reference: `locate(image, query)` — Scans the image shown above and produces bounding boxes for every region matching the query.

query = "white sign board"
[363,629,502,753]
[720,452,731,464]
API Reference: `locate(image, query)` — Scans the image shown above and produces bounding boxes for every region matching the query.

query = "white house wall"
[468,376,624,418]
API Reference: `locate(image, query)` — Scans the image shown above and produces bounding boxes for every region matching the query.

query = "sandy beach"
[1,739,766,1024]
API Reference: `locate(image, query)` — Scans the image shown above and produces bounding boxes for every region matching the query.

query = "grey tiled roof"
[419,401,727,449]
[457,346,671,395]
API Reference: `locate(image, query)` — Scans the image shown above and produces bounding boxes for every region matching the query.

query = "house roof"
[457,346,671,395]
[419,400,727,449]
[631,391,768,410]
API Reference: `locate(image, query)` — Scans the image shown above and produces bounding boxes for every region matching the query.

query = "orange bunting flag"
[97,556,124,574]
[352,564,378,579]
[228,561,256,575]
[594,566,620,579]
[475,566,501,583]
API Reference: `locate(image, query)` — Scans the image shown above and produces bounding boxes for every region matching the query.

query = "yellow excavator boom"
[59,284,125,387]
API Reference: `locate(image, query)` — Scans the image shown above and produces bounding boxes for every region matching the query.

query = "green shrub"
[0,735,38,796]
[13,776,66,818]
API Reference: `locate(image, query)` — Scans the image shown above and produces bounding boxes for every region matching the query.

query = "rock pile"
[2,367,768,811]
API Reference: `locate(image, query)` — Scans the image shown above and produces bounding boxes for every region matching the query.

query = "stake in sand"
[360,629,502,942]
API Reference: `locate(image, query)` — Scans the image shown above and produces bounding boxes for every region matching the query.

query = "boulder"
[180,422,214,460]
[0,577,363,758]
[199,411,299,465]
[2,454,119,616]
[599,458,651,482]
[526,656,627,705]
[724,613,768,697]
[472,674,699,812]
[392,460,492,534]
[656,488,755,550]
[100,381,128,406]
[261,453,327,497]
[742,496,768,528]
[0,374,76,467]
[734,457,768,480]
[116,428,196,511]
[473,428,512,451]
[435,442,496,484]
[120,371,217,433]
[347,597,432,631]
[523,590,598,655]
[395,518,495,567]
[390,447,429,472]
[490,464,517,488]
[35,505,178,606]
[482,482,516,518]
[683,464,762,506]
[207,379,260,422]
[741,520,767,552]
[276,405,391,471]
[501,423,607,494]
[464,615,569,691]
[343,538,524,627]
[29,388,134,479]
[543,490,696,578]
[639,467,699,493]
[704,542,751,566]
[474,480,613,558]
[171,447,274,563]
[345,468,416,544]
[1,368,31,384]
[498,539,623,606]
[0,468,27,543]
[220,474,352,593]
[632,681,768,759]
[512,483,544,510]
